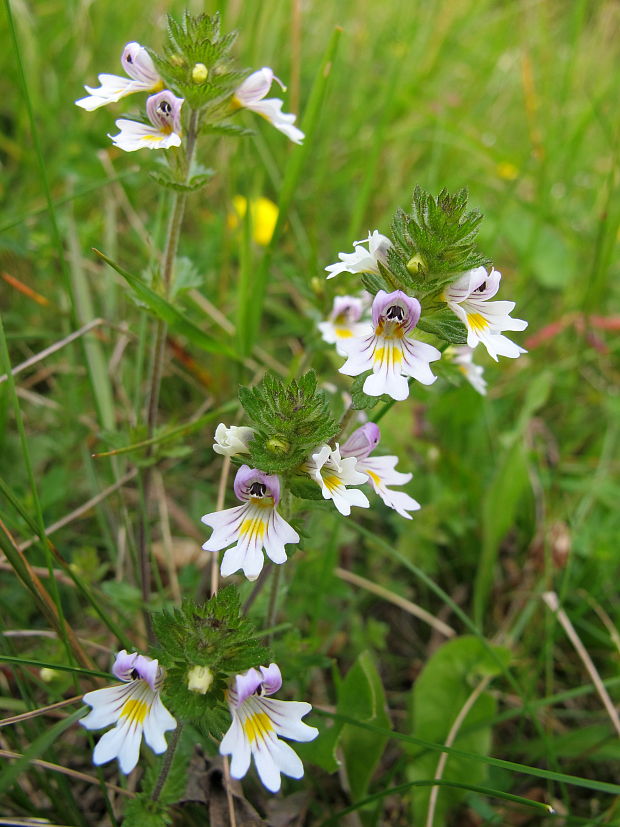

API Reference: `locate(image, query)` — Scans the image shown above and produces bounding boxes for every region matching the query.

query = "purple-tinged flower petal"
[341,423,381,459]
[259,663,282,696]
[233,466,281,504]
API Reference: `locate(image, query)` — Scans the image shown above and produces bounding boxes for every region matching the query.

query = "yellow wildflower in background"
[228,195,278,246]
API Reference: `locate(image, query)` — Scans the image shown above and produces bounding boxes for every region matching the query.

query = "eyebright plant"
[64,10,528,823]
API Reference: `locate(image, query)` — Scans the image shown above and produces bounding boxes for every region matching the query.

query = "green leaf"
[339,651,391,808]
[93,249,240,361]
[417,309,468,344]
[406,636,510,827]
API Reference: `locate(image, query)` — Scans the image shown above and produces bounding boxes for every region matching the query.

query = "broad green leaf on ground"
[406,636,510,827]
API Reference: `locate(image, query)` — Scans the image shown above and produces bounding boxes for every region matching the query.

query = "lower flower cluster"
[82,651,317,791]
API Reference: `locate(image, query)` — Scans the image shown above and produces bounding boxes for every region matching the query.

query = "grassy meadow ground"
[1,0,620,823]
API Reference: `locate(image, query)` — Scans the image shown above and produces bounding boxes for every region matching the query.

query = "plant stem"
[137,108,201,632]
[266,564,282,644]
[151,724,183,803]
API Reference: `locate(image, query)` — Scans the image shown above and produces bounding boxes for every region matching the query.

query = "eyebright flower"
[220,663,318,793]
[109,91,183,152]
[443,267,527,361]
[303,444,370,516]
[325,230,392,279]
[213,423,255,457]
[450,346,487,395]
[233,68,304,145]
[201,466,299,581]
[80,650,176,774]
[75,42,163,111]
[341,423,420,519]
[339,290,441,401]
[318,295,368,356]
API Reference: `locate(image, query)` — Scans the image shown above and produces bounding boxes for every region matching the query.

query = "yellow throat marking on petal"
[322,473,342,493]
[335,327,353,338]
[366,470,381,486]
[120,698,149,726]
[240,517,266,539]
[141,134,166,142]
[373,347,403,365]
[467,313,489,332]
[243,711,273,743]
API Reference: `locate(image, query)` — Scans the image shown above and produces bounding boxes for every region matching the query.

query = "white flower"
[318,295,368,356]
[109,91,183,152]
[341,423,420,519]
[213,424,255,457]
[339,290,441,401]
[201,466,299,581]
[80,650,176,774]
[220,663,318,793]
[451,346,487,395]
[303,444,370,516]
[233,68,304,145]
[443,267,527,361]
[325,230,392,279]
[76,42,163,111]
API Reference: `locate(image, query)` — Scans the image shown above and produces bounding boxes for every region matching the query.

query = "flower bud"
[40,668,58,682]
[265,436,290,456]
[187,665,214,694]
[406,253,427,275]
[213,424,255,457]
[192,63,208,83]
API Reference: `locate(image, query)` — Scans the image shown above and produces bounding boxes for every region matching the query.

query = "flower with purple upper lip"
[443,267,527,360]
[220,663,318,793]
[339,290,441,401]
[233,68,304,145]
[201,466,299,581]
[318,295,368,356]
[76,42,163,111]
[341,423,421,519]
[80,650,176,774]
[325,230,391,279]
[109,90,184,152]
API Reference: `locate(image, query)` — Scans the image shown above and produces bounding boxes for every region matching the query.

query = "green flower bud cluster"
[151,586,268,734]
[239,371,339,474]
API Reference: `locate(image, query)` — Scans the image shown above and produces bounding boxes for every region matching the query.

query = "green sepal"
[417,308,468,344]
[239,371,339,474]
[151,587,268,732]
[360,271,389,296]
[287,474,325,501]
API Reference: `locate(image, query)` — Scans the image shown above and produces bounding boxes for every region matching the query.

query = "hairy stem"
[137,108,201,631]
[151,724,183,803]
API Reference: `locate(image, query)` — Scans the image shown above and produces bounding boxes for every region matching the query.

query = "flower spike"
[233,68,304,145]
[325,230,391,279]
[109,90,184,152]
[339,290,441,401]
[81,650,176,774]
[443,267,527,361]
[76,42,163,111]
[202,466,299,581]
[341,423,421,519]
[220,663,318,792]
